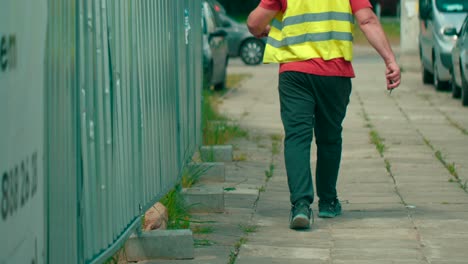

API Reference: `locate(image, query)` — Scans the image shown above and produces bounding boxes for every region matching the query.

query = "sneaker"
[318,199,342,218]
[289,200,312,230]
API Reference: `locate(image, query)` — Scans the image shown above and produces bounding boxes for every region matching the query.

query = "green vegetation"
[227,73,253,90]
[354,20,400,45]
[103,248,126,264]
[194,239,215,247]
[160,185,191,229]
[192,226,214,234]
[234,153,248,161]
[202,90,248,145]
[264,163,274,179]
[181,163,212,188]
[228,237,248,264]
[370,130,386,156]
[240,224,258,234]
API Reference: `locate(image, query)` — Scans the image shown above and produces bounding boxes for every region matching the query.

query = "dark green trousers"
[279,71,352,205]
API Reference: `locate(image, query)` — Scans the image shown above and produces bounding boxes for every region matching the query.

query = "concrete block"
[200,145,233,162]
[187,162,225,183]
[183,186,224,213]
[125,229,194,261]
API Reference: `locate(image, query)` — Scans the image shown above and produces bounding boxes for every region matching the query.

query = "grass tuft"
[160,185,191,229]
[202,90,248,145]
[240,224,258,234]
[369,130,386,156]
[264,163,275,179]
[192,226,214,234]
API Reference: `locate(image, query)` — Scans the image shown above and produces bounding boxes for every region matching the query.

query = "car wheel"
[214,57,228,91]
[451,69,461,98]
[433,57,449,90]
[422,67,433,84]
[203,61,213,90]
[240,38,265,65]
[461,70,468,106]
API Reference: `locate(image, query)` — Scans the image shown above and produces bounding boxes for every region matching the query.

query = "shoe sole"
[290,214,310,229]
[318,211,342,218]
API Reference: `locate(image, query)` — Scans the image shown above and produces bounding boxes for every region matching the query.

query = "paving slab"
[138,51,468,263]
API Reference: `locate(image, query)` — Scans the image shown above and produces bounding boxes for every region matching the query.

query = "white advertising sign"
[0,0,47,263]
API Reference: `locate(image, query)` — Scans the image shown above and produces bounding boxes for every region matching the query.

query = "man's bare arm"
[355,8,401,89]
[247,6,278,38]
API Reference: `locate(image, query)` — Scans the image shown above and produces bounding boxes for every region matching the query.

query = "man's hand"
[355,8,401,91]
[247,7,277,38]
[386,61,401,90]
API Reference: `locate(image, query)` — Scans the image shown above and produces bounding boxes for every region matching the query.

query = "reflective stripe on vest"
[263,0,354,63]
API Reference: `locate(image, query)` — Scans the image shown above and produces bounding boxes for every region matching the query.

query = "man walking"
[247,0,401,230]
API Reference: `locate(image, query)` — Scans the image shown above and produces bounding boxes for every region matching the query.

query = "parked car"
[419,0,467,90]
[202,0,229,90]
[370,0,400,17]
[219,14,266,65]
[450,15,468,106]
[209,0,226,14]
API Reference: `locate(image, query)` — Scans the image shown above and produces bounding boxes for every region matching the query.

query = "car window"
[207,3,223,28]
[436,0,468,12]
[461,16,468,38]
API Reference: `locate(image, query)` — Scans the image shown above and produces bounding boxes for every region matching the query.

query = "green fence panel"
[44,0,203,263]
[45,0,81,263]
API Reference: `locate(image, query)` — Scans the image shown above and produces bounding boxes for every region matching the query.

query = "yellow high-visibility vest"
[263,0,354,63]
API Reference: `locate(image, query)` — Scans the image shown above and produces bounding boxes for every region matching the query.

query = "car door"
[203,2,227,84]
[460,16,468,84]
[419,0,435,71]
[453,16,468,87]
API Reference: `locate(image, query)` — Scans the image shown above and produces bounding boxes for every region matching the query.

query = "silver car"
[451,15,468,106]
[419,0,467,90]
[220,14,266,65]
[202,1,229,90]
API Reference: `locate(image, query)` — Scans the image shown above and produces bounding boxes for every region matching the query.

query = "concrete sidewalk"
[145,46,468,264]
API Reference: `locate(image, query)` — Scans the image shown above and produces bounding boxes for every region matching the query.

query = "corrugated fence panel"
[42,0,202,263]
[45,0,80,263]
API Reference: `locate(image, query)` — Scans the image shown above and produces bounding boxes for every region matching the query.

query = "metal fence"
[2,0,203,263]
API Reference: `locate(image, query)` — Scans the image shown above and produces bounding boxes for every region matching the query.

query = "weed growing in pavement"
[192,226,214,234]
[228,237,248,264]
[384,159,392,173]
[271,140,281,155]
[434,150,459,178]
[160,185,191,229]
[445,118,468,135]
[240,224,258,234]
[104,248,126,264]
[426,141,466,192]
[258,185,266,192]
[446,162,457,177]
[418,94,468,135]
[270,133,283,142]
[264,163,275,180]
[226,73,253,90]
[181,163,212,188]
[234,153,248,161]
[370,130,386,156]
[194,239,215,247]
[202,90,248,146]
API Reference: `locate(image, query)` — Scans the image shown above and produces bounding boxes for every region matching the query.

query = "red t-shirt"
[260,0,372,78]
